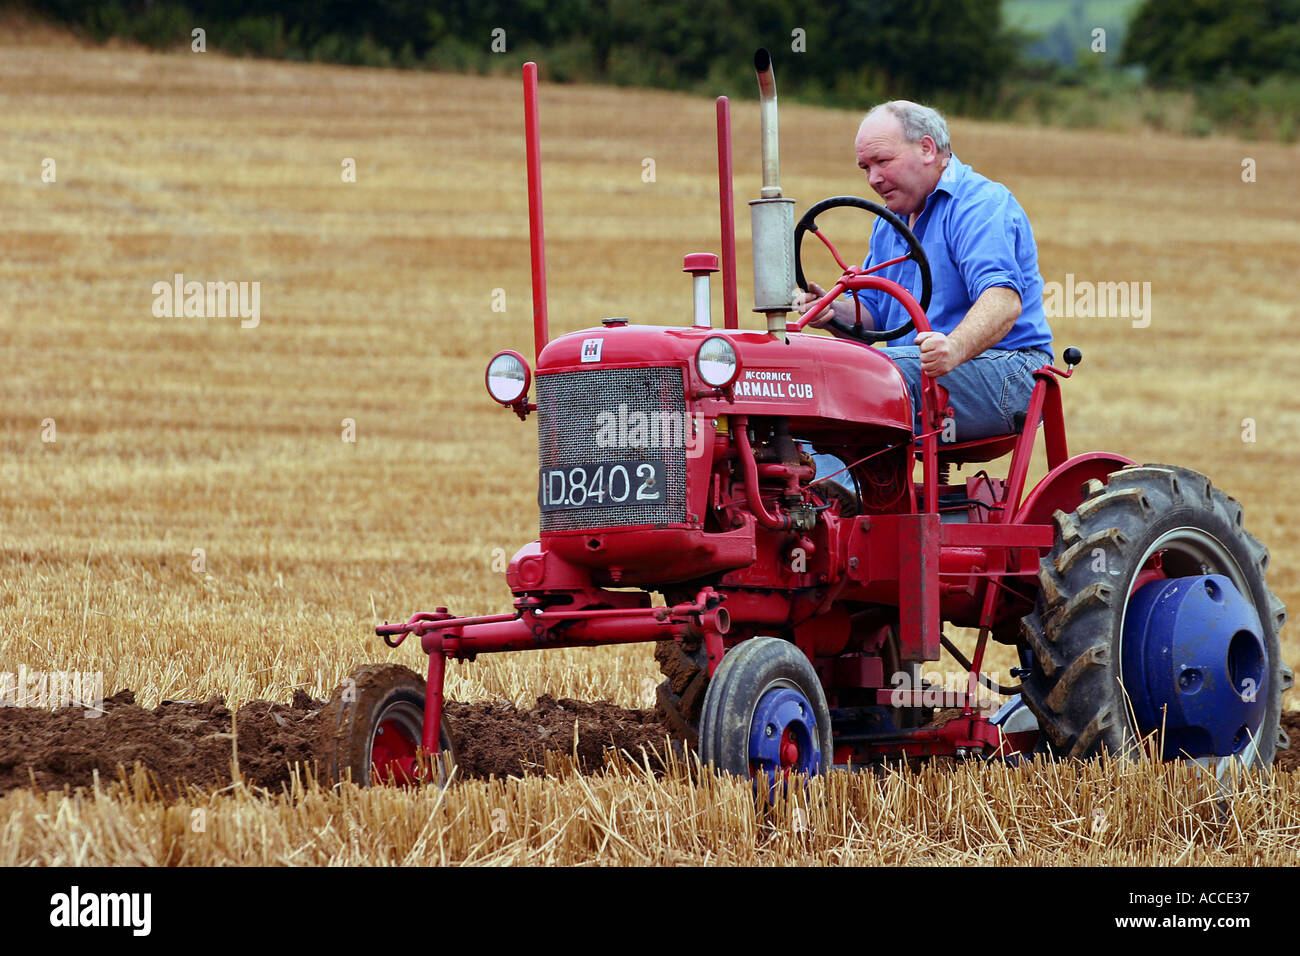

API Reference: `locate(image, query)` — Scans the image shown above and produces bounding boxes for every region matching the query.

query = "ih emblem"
[580,338,604,363]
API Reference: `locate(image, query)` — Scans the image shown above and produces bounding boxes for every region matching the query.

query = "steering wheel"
[793,196,932,343]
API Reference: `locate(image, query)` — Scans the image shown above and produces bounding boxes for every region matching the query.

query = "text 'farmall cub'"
[319,50,1289,788]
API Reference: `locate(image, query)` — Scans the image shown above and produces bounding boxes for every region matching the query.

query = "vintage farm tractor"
[320,51,1291,787]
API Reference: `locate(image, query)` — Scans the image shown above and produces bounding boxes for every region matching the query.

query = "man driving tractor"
[794,100,1054,443]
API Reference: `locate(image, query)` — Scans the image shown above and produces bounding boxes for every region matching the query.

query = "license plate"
[538,460,667,513]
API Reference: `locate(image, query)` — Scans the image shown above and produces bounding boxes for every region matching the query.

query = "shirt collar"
[931,153,965,199]
[904,154,963,231]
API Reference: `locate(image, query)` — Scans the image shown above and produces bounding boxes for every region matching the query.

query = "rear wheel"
[878,621,933,730]
[654,633,709,748]
[1020,465,1292,770]
[698,636,833,782]
[814,475,860,519]
[318,663,457,786]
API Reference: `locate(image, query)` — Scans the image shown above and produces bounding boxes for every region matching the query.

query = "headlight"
[485,350,531,404]
[696,335,740,388]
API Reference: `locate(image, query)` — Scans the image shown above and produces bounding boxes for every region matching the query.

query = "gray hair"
[865,100,951,154]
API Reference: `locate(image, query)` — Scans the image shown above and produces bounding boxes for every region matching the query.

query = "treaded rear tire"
[1019,464,1292,764]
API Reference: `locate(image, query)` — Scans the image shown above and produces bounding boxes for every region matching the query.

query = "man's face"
[854,111,942,218]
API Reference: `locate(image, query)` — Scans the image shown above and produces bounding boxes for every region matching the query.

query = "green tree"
[1122,0,1300,84]
[797,0,1019,105]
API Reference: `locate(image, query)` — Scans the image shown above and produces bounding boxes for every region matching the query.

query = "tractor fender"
[1014,452,1136,527]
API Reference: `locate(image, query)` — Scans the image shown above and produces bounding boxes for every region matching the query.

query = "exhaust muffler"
[749,48,797,330]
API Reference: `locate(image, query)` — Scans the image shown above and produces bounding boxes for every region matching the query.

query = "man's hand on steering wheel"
[794,195,933,344]
[793,282,835,327]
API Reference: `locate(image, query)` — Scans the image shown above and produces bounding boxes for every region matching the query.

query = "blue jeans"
[805,346,1053,482]
[880,346,1053,443]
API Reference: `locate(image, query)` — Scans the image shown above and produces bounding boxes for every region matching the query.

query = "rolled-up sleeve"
[948,192,1027,303]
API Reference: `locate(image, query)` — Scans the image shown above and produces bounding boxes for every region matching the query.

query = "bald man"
[795,101,1053,443]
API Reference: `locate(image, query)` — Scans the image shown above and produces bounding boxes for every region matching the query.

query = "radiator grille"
[537,366,688,532]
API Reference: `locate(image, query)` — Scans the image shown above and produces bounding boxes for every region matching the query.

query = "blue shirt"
[839,154,1052,355]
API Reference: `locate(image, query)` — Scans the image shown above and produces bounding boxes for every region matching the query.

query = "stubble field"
[1,25,1298,865]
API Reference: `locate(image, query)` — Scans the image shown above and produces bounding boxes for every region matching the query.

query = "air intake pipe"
[749,49,797,332]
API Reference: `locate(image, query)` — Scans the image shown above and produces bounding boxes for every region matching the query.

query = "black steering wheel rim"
[794,195,932,343]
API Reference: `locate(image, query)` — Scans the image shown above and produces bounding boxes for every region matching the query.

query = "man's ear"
[920,135,938,164]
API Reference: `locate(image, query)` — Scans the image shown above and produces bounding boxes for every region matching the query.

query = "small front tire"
[698,637,833,782]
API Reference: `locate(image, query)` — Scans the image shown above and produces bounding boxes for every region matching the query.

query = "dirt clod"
[0,689,672,796]
[445,695,671,779]
[6,695,1293,795]
[1275,712,1300,772]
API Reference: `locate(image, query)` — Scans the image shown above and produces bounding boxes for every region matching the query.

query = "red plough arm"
[377,588,731,754]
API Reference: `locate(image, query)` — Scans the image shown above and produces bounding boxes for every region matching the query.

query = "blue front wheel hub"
[1122,573,1267,759]
[748,686,822,779]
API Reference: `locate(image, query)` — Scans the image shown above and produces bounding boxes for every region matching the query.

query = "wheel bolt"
[766,724,775,737]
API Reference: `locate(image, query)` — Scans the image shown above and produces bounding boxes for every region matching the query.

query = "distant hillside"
[1003,0,1141,64]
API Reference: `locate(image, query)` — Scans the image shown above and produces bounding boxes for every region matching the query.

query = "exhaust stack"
[749,49,797,332]
[755,48,782,200]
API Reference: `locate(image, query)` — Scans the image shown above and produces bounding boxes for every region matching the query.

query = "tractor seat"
[916,411,1038,465]
[934,433,1020,464]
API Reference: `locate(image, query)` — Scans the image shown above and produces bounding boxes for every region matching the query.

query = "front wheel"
[1020,464,1292,770]
[318,663,457,786]
[698,637,833,783]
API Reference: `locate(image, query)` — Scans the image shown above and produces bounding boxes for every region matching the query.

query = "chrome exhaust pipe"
[754,48,782,200]
[750,48,796,329]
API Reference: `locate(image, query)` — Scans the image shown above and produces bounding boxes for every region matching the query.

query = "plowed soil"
[1277,712,1300,772]
[6,693,1296,796]
[0,691,672,796]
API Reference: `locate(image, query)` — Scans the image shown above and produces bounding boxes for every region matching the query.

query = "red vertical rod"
[523,62,549,363]
[1040,378,1068,469]
[999,381,1049,524]
[716,96,739,329]
[921,429,939,514]
[964,626,993,717]
[422,643,446,755]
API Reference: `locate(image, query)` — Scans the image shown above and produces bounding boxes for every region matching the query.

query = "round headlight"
[696,335,740,388]
[485,350,531,404]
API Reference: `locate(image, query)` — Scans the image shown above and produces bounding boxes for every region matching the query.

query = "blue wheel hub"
[748,686,822,780]
[1122,573,1267,759]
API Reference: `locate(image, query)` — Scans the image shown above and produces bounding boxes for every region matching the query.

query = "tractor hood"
[536,324,914,436]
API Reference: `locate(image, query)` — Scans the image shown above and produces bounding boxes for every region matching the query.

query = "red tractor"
[320,50,1290,787]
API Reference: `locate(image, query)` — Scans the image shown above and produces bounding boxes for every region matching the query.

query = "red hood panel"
[536,325,913,434]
